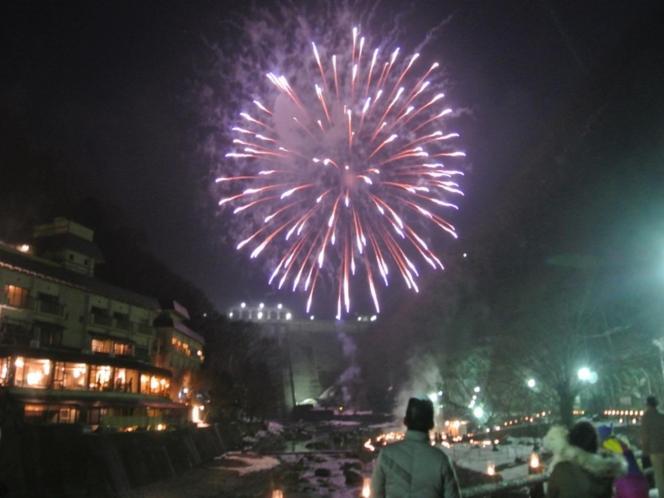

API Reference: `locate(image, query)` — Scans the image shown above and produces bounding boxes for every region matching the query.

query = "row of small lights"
[500,410,556,427]
[229,302,294,320]
[603,409,644,417]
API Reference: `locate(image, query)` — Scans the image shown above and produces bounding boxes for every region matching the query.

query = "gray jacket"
[371,430,461,498]
[641,407,664,455]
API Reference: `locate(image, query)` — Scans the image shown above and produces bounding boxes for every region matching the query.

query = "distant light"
[529,452,540,469]
[361,477,371,498]
[310,315,315,320]
[16,244,31,253]
[259,302,264,309]
[357,316,362,321]
[527,378,536,389]
[277,303,283,309]
[285,312,292,320]
[428,392,438,402]
[473,386,481,393]
[229,312,234,318]
[462,252,468,258]
[240,302,246,308]
[437,390,443,396]
[257,311,264,319]
[577,367,592,382]
[473,406,484,419]
[203,312,208,318]
[370,315,377,322]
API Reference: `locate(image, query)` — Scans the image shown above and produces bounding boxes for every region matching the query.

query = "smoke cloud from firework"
[205,4,466,317]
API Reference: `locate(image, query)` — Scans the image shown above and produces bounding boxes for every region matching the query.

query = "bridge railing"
[460,465,653,497]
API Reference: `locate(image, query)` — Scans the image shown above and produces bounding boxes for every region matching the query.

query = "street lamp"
[577,367,592,382]
[527,378,536,389]
[578,367,598,384]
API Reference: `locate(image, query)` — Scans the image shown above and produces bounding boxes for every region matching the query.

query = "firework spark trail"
[218,24,465,318]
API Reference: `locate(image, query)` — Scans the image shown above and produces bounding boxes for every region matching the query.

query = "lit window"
[113,341,133,356]
[0,358,9,386]
[14,357,51,389]
[53,362,88,390]
[141,374,169,396]
[4,285,30,308]
[89,365,113,391]
[91,338,112,354]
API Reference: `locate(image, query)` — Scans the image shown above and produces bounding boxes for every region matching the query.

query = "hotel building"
[0,218,204,429]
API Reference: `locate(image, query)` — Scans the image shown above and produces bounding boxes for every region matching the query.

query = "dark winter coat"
[641,406,664,455]
[544,426,627,498]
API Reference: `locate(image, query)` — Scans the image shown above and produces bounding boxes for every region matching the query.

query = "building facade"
[0,218,204,430]
[227,302,370,413]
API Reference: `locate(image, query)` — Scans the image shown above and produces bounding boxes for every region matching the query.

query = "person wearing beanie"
[371,397,461,498]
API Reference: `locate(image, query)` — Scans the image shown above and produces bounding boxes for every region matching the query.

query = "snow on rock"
[268,421,285,433]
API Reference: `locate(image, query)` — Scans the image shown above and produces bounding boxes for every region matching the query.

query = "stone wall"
[0,424,224,498]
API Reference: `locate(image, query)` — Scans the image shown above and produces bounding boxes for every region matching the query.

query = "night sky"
[2,1,663,315]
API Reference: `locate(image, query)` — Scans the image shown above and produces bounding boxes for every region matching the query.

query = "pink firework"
[219,26,465,318]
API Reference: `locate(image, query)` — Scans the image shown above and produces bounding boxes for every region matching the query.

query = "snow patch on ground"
[215,452,280,476]
[443,442,535,480]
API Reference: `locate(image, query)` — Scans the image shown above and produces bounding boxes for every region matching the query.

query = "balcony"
[137,323,153,335]
[91,313,113,327]
[35,300,65,317]
[114,318,133,332]
[0,295,34,311]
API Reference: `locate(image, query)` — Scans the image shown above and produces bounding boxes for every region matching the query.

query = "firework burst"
[218,25,465,318]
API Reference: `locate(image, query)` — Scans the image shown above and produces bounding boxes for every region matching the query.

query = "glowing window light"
[15,357,25,368]
[257,311,264,319]
[285,312,292,320]
[26,371,43,386]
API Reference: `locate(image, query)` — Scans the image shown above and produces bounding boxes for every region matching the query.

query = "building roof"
[154,313,205,345]
[34,232,105,261]
[0,243,158,310]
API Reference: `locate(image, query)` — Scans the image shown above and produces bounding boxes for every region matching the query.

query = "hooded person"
[544,421,627,498]
[371,397,461,498]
